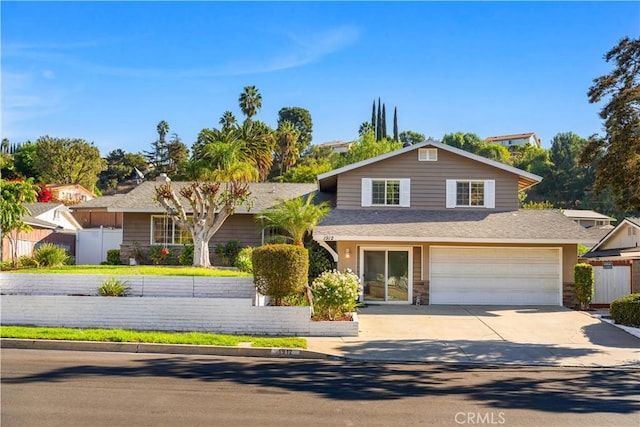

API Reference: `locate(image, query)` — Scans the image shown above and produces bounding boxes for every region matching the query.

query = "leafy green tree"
[277,107,313,154]
[257,193,330,246]
[548,132,592,207]
[359,122,373,136]
[399,130,425,145]
[13,142,39,180]
[580,37,640,212]
[281,163,333,183]
[0,178,37,265]
[441,132,483,153]
[166,134,189,178]
[155,181,252,267]
[475,143,511,164]
[33,136,105,191]
[239,85,262,120]
[341,132,402,166]
[99,149,148,191]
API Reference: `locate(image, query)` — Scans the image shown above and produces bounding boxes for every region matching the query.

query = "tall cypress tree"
[393,107,399,141]
[376,98,382,141]
[371,100,376,130]
[382,104,387,139]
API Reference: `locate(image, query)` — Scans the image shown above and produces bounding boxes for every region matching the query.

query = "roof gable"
[590,217,640,251]
[317,140,541,192]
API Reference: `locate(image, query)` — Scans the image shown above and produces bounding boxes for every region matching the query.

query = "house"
[312,140,592,306]
[562,209,615,244]
[485,132,541,149]
[317,140,353,154]
[562,209,615,228]
[1,202,81,261]
[102,177,318,263]
[45,183,96,205]
[581,218,640,304]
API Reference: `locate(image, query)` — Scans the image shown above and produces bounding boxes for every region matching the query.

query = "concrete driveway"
[305,305,640,367]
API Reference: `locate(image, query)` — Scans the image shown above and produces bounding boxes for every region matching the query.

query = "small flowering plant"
[150,245,174,265]
[311,268,362,321]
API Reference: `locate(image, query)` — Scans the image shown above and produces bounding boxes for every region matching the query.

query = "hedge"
[610,293,640,328]
[252,244,309,306]
[574,263,594,310]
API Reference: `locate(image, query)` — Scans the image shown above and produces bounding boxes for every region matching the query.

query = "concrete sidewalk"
[305,305,640,367]
[2,305,638,367]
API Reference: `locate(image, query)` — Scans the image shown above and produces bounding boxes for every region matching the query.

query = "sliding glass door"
[362,248,411,303]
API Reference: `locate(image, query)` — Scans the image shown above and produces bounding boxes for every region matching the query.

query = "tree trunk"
[192,231,211,267]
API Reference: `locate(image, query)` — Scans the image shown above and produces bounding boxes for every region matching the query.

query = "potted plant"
[129,242,145,266]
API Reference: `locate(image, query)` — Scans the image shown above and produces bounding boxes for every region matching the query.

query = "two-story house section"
[313,140,591,307]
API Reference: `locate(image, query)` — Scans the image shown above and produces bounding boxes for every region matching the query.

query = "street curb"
[0,338,339,361]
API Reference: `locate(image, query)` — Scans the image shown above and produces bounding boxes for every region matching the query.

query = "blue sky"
[2,1,638,156]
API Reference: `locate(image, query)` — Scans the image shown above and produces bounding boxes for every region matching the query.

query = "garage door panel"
[430,247,561,306]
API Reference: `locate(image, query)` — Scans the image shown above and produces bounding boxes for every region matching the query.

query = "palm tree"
[219,111,237,132]
[238,85,262,120]
[157,120,169,144]
[275,121,300,176]
[257,193,330,246]
[237,120,275,181]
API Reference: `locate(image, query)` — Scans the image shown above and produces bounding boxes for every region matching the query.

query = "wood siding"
[72,211,123,228]
[336,148,520,210]
[122,213,263,248]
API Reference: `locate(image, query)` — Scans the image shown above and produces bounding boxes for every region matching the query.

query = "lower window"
[151,216,193,245]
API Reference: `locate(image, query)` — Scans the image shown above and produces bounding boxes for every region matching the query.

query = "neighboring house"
[312,140,592,307]
[317,140,353,154]
[485,132,541,149]
[581,218,640,304]
[562,209,615,244]
[1,202,81,261]
[45,183,97,204]
[562,209,614,228]
[102,177,318,262]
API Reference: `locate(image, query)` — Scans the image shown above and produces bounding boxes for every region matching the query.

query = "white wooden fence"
[593,265,631,304]
[75,228,123,265]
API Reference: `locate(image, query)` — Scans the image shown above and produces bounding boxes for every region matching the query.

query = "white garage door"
[430,247,561,305]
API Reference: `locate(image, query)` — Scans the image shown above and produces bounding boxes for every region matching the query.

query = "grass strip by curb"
[2,265,251,277]
[1,326,306,349]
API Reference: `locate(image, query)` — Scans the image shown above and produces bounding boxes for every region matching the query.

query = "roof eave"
[313,235,589,245]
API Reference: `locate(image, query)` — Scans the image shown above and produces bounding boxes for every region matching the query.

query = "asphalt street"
[1,349,639,427]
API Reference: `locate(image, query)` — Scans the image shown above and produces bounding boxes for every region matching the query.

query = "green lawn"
[1,326,306,348]
[3,265,251,277]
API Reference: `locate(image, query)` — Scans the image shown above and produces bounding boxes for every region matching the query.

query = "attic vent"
[418,148,437,161]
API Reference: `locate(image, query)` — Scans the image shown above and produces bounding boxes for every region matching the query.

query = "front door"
[361,248,411,303]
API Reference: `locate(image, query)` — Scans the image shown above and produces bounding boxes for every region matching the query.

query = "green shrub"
[252,244,308,306]
[235,246,254,273]
[33,243,69,267]
[106,249,122,265]
[98,277,130,297]
[215,240,242,266]
[307,242,335,284]
[17,255,38,268]
[311,269,361,320]
[149,245,176,265]
[610,293,640,327]
[574,263,594,310]
[179,244,194,266]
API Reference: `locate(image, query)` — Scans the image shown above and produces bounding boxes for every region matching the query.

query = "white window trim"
[418,148,438,161]
[361,178,410,207]
[446,179,495,209]
[150,215,192,245]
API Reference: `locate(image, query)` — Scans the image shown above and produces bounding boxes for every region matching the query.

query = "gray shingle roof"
[105,181,318,213]
[22,202,64,217]
[70,194,126,210]
[314,209,594,243]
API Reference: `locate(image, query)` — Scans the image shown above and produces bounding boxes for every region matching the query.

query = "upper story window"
[361,178,410,207]
[446,179,495,209]
[418,148,438,161]
[151,215,193,245]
